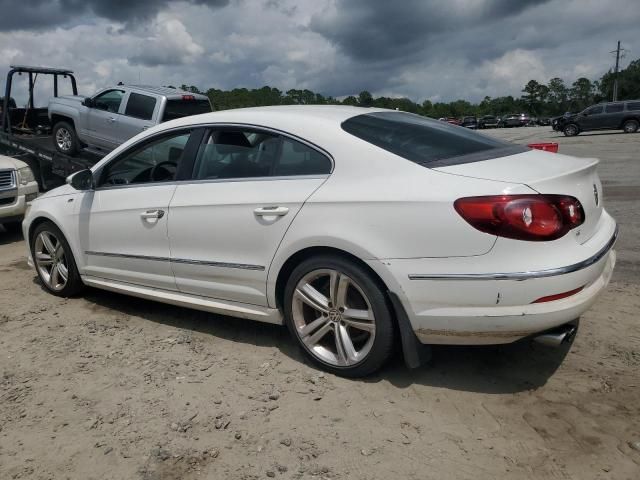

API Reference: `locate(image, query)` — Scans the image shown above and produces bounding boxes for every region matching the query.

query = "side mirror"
[67,169,94,191]
[82,98,93,108]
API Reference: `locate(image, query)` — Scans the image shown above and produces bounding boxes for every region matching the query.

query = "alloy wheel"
[291,268,376,367]
[56,128,72,151]
[34,231,69,291]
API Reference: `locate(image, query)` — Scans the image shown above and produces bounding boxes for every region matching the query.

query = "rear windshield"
[341,111,525,167]
[162,99,212,122]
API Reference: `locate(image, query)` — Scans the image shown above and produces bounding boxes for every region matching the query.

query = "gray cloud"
[0,0,639,105]
[0,0,229,31]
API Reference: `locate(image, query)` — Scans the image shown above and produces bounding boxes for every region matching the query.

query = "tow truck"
[0,65,101,190]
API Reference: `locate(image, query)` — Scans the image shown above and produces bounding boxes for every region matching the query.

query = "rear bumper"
[373,219,617,345]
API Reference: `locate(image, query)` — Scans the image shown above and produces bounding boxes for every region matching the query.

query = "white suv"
[0,155,38,232]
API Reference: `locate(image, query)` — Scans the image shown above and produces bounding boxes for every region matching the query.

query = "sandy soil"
[1,127,639,479]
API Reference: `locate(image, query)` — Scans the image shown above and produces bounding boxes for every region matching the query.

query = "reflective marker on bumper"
[532,286,584,304]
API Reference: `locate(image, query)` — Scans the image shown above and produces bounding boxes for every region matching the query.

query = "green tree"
[357,90,373,107]
[569,77,596,111]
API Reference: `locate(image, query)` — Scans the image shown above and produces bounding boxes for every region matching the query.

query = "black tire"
[563,123,579,136]
[52,121,79,156]
[30,221,84,297]
[623,119,639,133]
[283,255,395,377]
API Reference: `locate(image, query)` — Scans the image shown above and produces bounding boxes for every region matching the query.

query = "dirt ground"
[1,127,639,480]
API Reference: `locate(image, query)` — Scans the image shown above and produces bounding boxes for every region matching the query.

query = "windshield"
[341,111,525,167]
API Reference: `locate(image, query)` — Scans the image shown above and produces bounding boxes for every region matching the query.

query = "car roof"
[125,84,209,101]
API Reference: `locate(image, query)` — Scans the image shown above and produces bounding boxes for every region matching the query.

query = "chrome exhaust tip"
[533,325,577,347]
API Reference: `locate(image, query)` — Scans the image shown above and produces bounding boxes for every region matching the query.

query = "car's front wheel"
[284,255,395,377]
[563,123,579,136]
[623,119,639,133]
[53,121,79,156]
[31,221,84,296]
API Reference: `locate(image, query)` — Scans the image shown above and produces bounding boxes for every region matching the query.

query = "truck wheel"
[53,121,79,156]
[623,120,639,133]
[563,124,579,137]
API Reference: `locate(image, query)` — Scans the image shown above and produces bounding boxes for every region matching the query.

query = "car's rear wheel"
[53,121,79,156]
[283,255,395,377]
[31,221,84,296]
[563,124,579,136]
[623,119,639,133]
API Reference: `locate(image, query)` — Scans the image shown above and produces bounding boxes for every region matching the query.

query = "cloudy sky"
[1,0,639,105]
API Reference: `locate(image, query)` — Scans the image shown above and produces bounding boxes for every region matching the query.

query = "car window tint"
[585,106,603,115]
[342,111,519,167]
[273,138,331,176]
[626,102,640,111]
[163,99,212,122]
[605,104,624,113]
[193,130,278,180]
[125,93,156,121]
[93,90,125,113]
[100,132,190,186]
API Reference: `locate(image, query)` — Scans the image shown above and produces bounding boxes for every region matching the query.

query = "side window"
[124,93,157,120]
[605,103,624,113]
[626,102,640,111]
[99,131,191,186]
[585,106,603,115]
[273,137,332,176]
[193,130,279,180]
[93,90,125,113]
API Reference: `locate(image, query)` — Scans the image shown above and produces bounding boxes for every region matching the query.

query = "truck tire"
[623,119,639,133]
[53,121,79,156]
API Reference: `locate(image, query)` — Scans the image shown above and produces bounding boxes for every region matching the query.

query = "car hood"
[0,154,28,170]
[50,95,86,106]
[34,184,76,201]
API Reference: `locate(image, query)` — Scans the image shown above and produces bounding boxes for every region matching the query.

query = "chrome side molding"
[409,225,618,281]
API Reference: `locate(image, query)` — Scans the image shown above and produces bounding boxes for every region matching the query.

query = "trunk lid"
[436,149,604,243]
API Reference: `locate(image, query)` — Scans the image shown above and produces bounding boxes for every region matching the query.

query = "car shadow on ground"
[74,286,570,395]
[0,227,24,246]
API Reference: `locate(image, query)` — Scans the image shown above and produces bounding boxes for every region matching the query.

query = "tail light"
[454,195,584,241]
[182,95,195,100]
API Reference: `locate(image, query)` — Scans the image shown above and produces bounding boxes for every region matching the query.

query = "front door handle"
[140,209,165,219]
[254,206,289,217]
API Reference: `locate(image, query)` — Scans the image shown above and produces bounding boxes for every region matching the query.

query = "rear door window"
[605,104,624,113]
[125,93,157,121]
[341,111,524,167]
[626,102,640,111]
[273,138,332,176]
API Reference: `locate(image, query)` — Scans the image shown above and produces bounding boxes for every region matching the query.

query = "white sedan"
[22,106,617,377]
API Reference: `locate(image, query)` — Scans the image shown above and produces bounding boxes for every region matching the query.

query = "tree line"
[180,58,640,119]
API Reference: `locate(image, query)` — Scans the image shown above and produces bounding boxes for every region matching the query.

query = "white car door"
[168,127,332,307]
[79,128,199,290]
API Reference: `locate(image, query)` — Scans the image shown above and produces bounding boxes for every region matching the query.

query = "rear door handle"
[108,117,116,123]
[254,206,289,217]
[140,209,165,219]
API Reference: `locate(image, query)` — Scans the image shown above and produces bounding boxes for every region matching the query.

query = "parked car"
[562,101,640,136]
[500,113,531,127]
[439,117,461,126]
[461,116,478,129]
[478,115,499,129]
[48,85,212,156]
[23,106,617,377]
[0,154,38,232]
[537,117,551,126]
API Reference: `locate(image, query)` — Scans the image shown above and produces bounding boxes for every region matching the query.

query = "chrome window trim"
[93,122,334,189]
[177,174,330,185]
[408,225,618,281]
[85,251,265,271]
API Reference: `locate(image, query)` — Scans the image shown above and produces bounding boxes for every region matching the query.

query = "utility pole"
[611,41,626,102]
